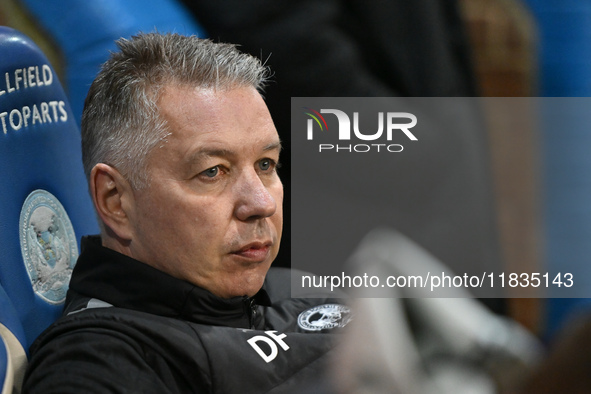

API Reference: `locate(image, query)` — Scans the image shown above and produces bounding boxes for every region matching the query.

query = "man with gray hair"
[23,33,346,393]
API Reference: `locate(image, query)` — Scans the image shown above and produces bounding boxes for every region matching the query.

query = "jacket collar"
[68,236,271,329]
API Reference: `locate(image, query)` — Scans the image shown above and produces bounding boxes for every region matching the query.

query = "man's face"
[127,85,283,298]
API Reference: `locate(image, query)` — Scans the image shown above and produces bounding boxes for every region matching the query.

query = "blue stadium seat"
[0,25,99,391]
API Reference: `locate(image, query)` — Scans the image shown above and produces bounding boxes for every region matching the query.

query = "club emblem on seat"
[297,304,352,331]
[19,190,78,304]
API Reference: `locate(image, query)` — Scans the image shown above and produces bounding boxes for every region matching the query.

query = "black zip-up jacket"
[23,236,347,393]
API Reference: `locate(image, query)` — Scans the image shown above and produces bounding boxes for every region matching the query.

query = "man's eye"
[202,166,219,178]
[259,159,273,171]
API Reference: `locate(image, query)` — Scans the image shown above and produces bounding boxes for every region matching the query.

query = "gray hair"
[81,32,270,189]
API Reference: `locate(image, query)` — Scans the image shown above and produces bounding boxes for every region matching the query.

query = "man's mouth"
[231,241,272,262]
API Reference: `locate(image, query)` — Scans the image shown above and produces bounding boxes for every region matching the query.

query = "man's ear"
[90,163,135,241]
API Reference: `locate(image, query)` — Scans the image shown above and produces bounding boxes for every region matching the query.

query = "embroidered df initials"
[247,331,290,363]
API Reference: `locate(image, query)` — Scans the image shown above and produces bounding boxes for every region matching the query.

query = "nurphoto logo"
[304,107,417,153]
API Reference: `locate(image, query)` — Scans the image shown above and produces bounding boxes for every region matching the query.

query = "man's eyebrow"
[188,148,234,162]
[188,141,282,162]
[263,141,283,152]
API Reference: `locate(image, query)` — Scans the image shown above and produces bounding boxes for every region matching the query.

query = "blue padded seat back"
[19,0,206,124]
[0,26,99,347]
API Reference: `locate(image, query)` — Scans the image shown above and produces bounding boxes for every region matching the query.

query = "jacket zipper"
[243,296,257,329]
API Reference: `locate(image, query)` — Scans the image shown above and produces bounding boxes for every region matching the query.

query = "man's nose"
[233,170,277,221]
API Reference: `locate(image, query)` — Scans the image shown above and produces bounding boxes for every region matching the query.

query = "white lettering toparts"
[0,101,67,134]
